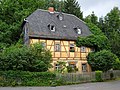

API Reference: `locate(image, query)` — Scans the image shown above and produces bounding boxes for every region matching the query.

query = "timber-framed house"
[22,7,92,73]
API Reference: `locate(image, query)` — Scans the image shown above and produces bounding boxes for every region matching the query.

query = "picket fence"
[56,70,120,84]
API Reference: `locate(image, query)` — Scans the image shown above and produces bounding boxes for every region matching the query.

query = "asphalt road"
[0,80,120,90]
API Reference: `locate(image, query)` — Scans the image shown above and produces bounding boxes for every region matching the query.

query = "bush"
[95,71,103,82]
[113,58,120,70]
[0,43,52,72]
[87,50,118,72]
[0,71,56,86]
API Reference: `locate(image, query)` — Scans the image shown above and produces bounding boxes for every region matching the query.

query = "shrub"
[0,43,52,72]
[95,71,103,82]
[113,58,120,70]
[87,50,118,72]
[0,71,56,86]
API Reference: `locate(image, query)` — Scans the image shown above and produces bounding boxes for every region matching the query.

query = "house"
[22,7,92,73]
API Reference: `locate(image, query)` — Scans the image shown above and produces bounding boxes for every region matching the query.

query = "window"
[55,63,61,71]
[41,42,46,48]
[55,43,61,52]
[80,46,86,52]
[57,13,63,21]
[90,48,95,52]
[59,16,63,20]
[77,28,82,34]
[48,24,55,32]
[82,63,87,72]
[50,25,55,32]
[69,44,75,52]
[74,27,82,34]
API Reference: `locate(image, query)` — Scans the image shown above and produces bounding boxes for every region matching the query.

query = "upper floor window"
[48,24,56,32]
[59,16,63,20]
[80,46,86,52]
[57,13,63,21]
[41,42,46,48]
[90,48,95,52]
[55,43,61,52]
[74,27,82,34]
[77,28,82,34]
[69,44,75,52]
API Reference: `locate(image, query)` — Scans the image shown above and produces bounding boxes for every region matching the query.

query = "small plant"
[95,71,103,82]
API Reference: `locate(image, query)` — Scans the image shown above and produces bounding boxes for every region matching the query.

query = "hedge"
[0,71,56,86]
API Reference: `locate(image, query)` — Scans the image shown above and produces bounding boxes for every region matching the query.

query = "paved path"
[0,80,120,90]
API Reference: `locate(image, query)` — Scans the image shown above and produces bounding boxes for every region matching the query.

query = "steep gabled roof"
[25,9,92,40]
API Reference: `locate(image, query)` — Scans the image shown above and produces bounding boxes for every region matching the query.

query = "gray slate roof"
[26,9,92,40]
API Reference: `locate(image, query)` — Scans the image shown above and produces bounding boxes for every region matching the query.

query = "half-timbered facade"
[22,7,92,73]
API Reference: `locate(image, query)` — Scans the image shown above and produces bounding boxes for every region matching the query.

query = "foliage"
[84,11,98,25]
[98,7,120,58]
[113,58,120,70]
[87,50,118,72]
[0,71,56,86]
[0,43,52,72]
[76,22,110,51]
[95,71,103,82]
[64,0,83,20]
[66,66,78,73]
[56,61,67,73]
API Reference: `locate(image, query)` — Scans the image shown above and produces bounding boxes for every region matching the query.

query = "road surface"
[0,80,120,90]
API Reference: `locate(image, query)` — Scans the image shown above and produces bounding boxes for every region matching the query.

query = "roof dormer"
[74,27,82,34]
[57,12,64,21]
[48,23,56,32]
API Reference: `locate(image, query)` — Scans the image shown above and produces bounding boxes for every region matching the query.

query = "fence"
[56,70,120,84]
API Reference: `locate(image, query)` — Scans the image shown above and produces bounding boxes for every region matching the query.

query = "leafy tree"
[103,7,120,58]
[64,0,83,20]
[0,0,47,47]
[85,11,98,25]
[113,58,120,70]
[0,43,52,72]
[87,50,118,72]
[76,22,110,51]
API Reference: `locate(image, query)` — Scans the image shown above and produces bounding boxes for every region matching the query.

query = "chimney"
[48,7,54,13]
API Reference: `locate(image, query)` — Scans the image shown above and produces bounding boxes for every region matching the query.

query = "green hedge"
[95,71,103,82]
[0,71,56,86]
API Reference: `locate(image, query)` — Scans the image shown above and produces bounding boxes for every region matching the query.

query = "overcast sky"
[77,0,120,18]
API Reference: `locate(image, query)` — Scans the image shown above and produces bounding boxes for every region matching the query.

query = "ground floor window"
[67,62,78,72]
[55,63,61,71]
[82,63,87,72]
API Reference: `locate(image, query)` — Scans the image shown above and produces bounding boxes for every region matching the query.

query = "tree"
[87,50,118,72]
[103,7,120,58]
[0,0,47,47]
[85,11,98,25]
[64,0,83,20]
[0,43,52,72]
[76,22,110,51]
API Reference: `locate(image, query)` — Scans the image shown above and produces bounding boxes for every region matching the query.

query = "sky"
[77,0,120,18]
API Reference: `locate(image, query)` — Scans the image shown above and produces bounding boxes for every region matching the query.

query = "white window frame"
[55,43,61,52]
[69,44,75,52]
[77,28,82,34]
[50,25,55,32]
[80,46,86,52]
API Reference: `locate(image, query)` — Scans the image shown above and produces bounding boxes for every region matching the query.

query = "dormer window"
[77,28,82,34]
[74,27,82,34]
[50,25,55,32]
[57,13,63,21]
[48,24,56,32]
[59,16,63,20]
